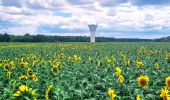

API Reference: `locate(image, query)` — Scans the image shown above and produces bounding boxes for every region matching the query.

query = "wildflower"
[19,85,29,92]
[160,87,170,100]
[116,67,121,76]
[137,75,149,88]
[13,91,21,97]
[154,63,159,68]
[136,95,140,100]
[166,76,170,90]
[108,89,116,100]
[118,75,124,84]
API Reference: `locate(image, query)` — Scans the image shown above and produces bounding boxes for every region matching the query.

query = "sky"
[0,0,170,39]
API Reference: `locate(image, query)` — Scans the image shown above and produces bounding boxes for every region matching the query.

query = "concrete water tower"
[88,24,98,42]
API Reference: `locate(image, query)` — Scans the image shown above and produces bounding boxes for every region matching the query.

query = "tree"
[24,33,31,36]
[3,33,10,42]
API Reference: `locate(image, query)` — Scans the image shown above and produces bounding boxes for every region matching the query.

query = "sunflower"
[0,63,2,67]
[3,63,10,71]
[108,89,116,100]
[19,75,28,80]
[6,71,12,79]
[46,84,53,100]
[31,74,38,82]
[97,61,101,67]
[19,61,28,68]
[19,85,29,92]
[136,61,144,68]
[137,75,149,88]
[13,91,21,97]
[13,85,37,99]
[116,67,122,76]
[154,63,159,68]
[27,67,33,77]
[166,76,170,90]
[160,87,170,100]
[127,59,131,66]
[136,95,140,100]
[52,66,58,75]
[10,61,15,69]
[118,75,124,84]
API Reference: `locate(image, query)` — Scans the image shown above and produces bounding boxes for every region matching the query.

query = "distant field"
[0,42,170,100]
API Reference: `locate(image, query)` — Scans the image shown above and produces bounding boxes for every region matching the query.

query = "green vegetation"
[0,42,170,100]
[0,33,156,42]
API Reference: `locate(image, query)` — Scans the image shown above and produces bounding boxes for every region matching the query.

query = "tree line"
[0,33,169,42]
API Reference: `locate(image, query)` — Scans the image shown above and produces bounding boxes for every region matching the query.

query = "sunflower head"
[160,87,170,100]
[108,89,116,100]
[127,59,131,66]
[97,61,101,67]
[154,63,159,68]
[136,61,144,68]
[116,67,121,75]
[52,66,58,75]
[19,85,29,92]
[13,91,21,97]
[3,63,10,71]
[19,75,28,80]
[137,75,149,88]
[136,95,140,100]
[165,76,170,90]
[118,75,124,84]
[108,89,114,96]
[31,74,38,82]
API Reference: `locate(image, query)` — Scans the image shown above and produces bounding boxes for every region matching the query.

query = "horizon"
[0,0,170,39]
[0,33,166,40]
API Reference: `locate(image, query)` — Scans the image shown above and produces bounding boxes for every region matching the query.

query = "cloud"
[99,0,128,7]
[1,0,23,8]
[0,0,170,38]
[65,0,94,5]
[130,0,170,6]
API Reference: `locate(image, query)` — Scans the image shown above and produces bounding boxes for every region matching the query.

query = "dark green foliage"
[0,33,170,42]
[155,36,170,42]
[0,33,10,42]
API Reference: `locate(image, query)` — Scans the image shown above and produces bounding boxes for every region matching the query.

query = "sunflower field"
[0,42,170,100]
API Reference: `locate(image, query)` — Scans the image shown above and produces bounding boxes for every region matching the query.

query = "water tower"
[88,24,98,42]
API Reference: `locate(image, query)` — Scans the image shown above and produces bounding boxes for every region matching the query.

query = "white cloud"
[0,0,170,38]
